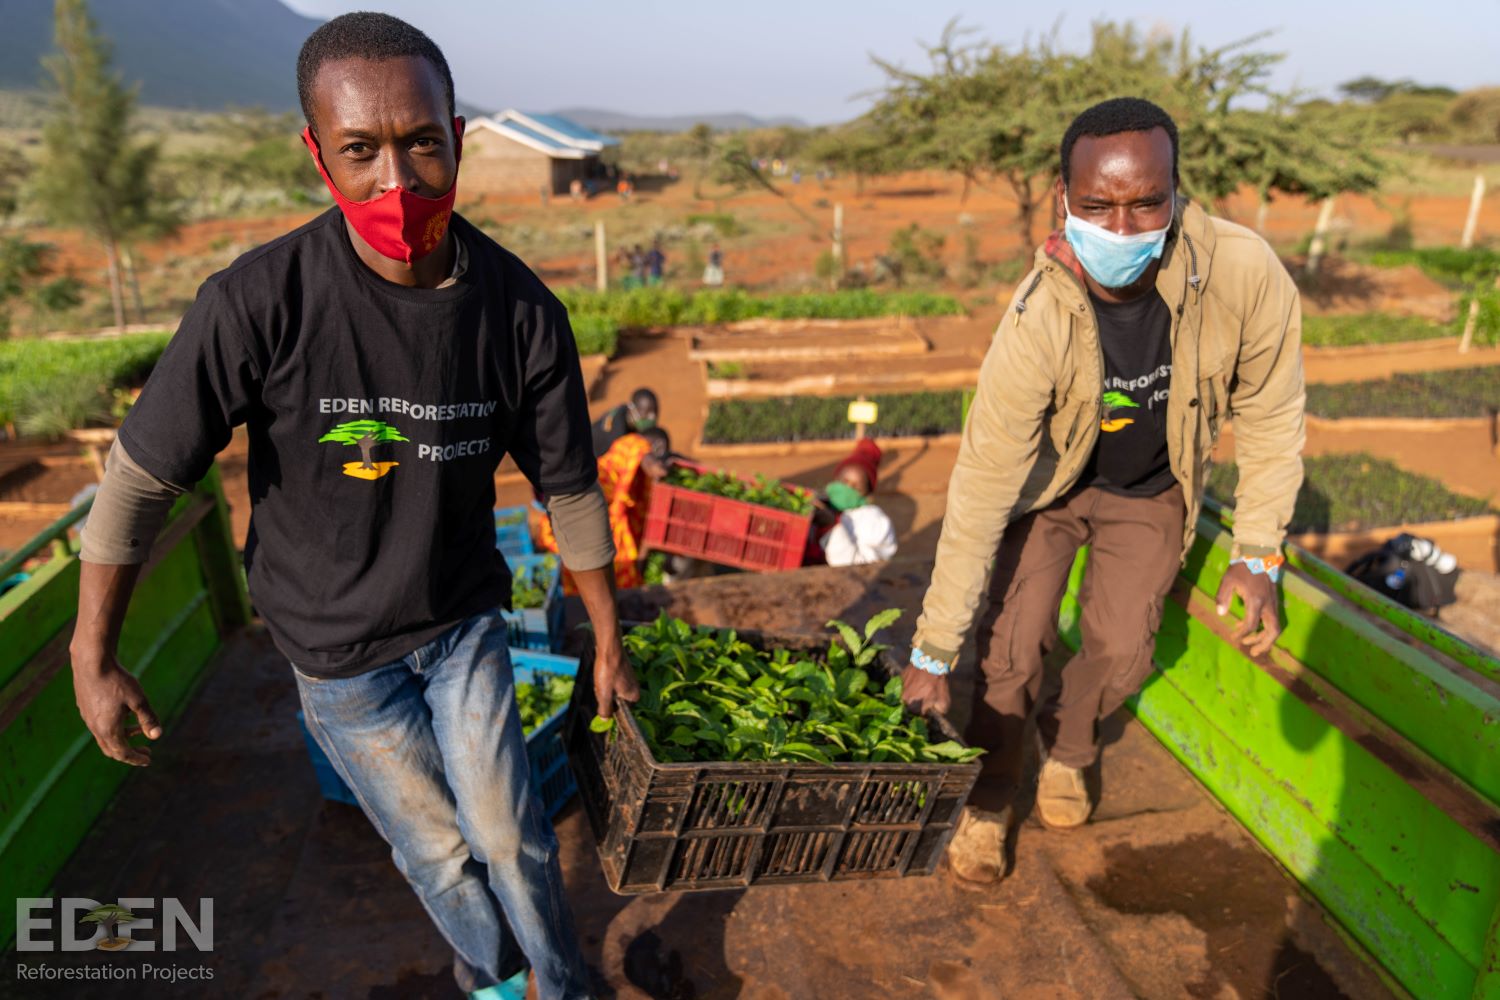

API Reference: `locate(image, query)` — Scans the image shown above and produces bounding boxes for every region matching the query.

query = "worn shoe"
[1036,758,1092,829]
[470,967,531,1000]
[946,805,1012,884]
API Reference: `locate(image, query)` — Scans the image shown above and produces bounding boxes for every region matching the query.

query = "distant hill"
[0,0,321,110]
[547,107,809,133]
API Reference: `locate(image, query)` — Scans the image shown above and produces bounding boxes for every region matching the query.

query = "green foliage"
[665,465,812,515]
[569,314,619,358]
[1358,247,1500,286]
[703,391,964,444]
[1300,313,1452,348]
[514,670,574,734]
[886,224,946,284]
[0,331,170,433]
[32,0,179,327]
[1207,453,1493,533]
[166,108,321,217]
[1306,366,1500,419]
[0,236,81,338]
[558,287,962,328]
[641,550,670,586]
[511,556,558,610]
[857,20,1383,250]
[1458,286,1500,348]
[813,249,842,286]
[620,612,983,765]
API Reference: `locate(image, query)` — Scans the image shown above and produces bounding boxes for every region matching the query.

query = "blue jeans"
[294,609,591,998]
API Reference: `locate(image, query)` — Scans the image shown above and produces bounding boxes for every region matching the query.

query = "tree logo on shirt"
[319,419,409,480]
[1100,390,1139,433]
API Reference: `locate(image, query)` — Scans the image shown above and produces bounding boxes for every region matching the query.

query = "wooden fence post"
[1461,174,1485,250]
[594,220,608,293]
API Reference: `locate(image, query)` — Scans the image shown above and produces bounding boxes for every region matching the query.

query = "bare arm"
[544,486,638,716]
[69,440,185,765]
[70,561,161,765]
[569,566,638,718]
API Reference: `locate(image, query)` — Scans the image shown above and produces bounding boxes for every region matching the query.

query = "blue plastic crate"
[503,553,564,652]
[494,505,535,560]
[511,648,580,820]
[297,648,578,819]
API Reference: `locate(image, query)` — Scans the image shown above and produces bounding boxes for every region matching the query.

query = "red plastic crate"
[643,461,812,573]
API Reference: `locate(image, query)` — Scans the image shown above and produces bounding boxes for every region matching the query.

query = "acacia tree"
[861,20,1384,252]
[80,903,138,949]
[32,0,167,331]
[319,419,409,470]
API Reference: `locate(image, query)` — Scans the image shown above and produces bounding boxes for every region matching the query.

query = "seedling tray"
[642,461,812,573]
[298,647,579,819]
[566,626,979,894]
[494,504,535,560]
[503,553,564,651]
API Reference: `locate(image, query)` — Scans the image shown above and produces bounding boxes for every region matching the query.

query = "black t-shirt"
[590,404,630,457]
[120,209,597,678]
[1081,288,1176,497]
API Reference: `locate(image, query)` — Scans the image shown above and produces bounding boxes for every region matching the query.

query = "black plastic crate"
[565,625,980,894]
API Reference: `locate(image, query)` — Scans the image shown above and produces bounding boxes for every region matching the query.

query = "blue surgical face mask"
[1063,192,1172,290]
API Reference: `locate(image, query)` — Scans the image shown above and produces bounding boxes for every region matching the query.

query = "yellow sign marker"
[847,400,878,425]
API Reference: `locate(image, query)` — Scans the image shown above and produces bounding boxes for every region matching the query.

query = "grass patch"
[1306,365,1500,419]
[0,332,172,435]
[556,287,963,328]
[1207,453,1493,533]
[1301,312,1452,347]
[703,391,963,444]
[706,361,745,379]
[1355,247,1500,286]
[569,315,619,358]
[684,212,744,237]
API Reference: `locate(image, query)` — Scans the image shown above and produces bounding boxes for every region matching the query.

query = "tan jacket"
[914,201,1305,662]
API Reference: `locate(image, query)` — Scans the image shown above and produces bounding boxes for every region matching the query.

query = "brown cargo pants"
[967,483,1186,812]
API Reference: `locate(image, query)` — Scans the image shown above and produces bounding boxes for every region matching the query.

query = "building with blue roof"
[463,110,620,196]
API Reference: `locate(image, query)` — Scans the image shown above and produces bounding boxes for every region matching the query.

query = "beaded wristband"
[1231,553,1285,584]
[909,647,954,677]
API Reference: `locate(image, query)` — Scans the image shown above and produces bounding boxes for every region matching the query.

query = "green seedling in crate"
[511,555,558,610]
[514,671,574,733]
[618,610,983,765]
[664,466,813,515]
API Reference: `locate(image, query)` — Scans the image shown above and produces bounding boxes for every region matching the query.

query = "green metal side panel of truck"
[1057,513,1500,999]
[0,466,249,947]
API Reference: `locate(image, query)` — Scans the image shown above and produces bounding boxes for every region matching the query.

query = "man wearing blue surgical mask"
[902,98,1305,884]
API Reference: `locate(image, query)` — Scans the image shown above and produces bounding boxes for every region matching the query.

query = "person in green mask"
[817,438,897,567]
[591,387,660,457]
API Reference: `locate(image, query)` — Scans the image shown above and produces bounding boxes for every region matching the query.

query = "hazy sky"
[282,0,1500,124]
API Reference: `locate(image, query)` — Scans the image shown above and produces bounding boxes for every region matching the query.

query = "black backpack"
[1345,533,1459,613]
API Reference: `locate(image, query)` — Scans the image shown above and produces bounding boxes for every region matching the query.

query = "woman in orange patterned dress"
[535,429,670,591]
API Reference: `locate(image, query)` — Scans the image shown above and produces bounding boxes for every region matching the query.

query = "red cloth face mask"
[302,119,463,265]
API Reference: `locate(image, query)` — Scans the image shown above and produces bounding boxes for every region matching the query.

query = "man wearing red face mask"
[66,13,627,1000]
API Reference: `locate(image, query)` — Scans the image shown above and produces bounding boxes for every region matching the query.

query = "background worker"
[901,97,1305,885]
[591,386,660,457]
[538,427,671,590]
[817,437,898,567]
